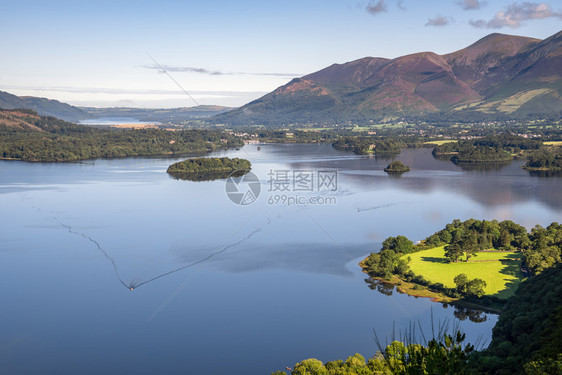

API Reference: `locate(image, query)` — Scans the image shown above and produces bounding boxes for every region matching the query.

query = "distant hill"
[0,91,91,122]
[0,109,45,131]
[81,105,233,123]
[0,90,233,124]
[216,31,562,125]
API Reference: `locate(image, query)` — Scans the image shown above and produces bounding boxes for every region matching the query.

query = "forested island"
[166,157,251,181]
[328,131,562,176]
[384,161,410,173]
[0,109,243,162]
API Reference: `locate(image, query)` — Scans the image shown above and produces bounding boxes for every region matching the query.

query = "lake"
[1,144,560,374]
[78,117,159,126]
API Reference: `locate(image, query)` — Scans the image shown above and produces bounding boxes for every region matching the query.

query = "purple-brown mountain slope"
[217,31,562,124]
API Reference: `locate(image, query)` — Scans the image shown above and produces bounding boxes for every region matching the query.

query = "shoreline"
[364,271,504,314]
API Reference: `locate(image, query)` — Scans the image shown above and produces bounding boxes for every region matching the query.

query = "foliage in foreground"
[475,263,562,374]
[273,331,474,375]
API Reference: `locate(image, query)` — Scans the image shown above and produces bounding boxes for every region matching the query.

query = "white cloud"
[458,0,486,10]
[470,2,562,29]
[366,0,387,15]
[426,15,454,26]
[143,64,301,78]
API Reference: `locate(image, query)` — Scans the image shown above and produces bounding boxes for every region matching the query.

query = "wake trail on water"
[357,203,397,212]
[57,219,130,289]
[129,227,262,290]
[36,197,293,292]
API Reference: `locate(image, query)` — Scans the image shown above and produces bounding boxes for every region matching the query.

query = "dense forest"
[274,263,562,375]
[0,109,243,162]
[524,148,562,171]
[432,135,542,164]
[332,137,404,155]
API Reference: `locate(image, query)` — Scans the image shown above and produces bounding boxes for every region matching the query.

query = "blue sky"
[1,0,561,108]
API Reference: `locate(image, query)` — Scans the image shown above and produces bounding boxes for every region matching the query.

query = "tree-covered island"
[166,157,251,181]
[384,160,410,173]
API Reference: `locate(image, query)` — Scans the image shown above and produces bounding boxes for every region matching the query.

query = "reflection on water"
[366,279,488,323]
[454,160,513,171]
[528,169,562,178]
[167,169,248,182]
[0,144,560,375]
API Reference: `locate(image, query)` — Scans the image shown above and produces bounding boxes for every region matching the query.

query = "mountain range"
[82,106,232,123]
[217,30,562,125]
[2,31,560,126]
[0,90,91,122]
[0,90,232,123]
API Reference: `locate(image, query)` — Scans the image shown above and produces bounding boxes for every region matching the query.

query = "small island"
[522,148,562,172]
[384,160,410,173]
[167,157,251,181]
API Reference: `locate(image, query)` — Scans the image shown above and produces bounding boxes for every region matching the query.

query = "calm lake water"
[1,144,561,374]
[78,117,159,126]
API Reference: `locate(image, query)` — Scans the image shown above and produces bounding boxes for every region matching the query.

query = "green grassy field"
[424,140,458,146]
[544,141,562,146]
[401,246,523,299]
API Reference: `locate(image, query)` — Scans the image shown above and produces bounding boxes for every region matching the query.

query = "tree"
[466,278,487,298]
[445,243,463,263]
[381,235,414,254]
[454,273,469,294]
[292,358,327,375]
[462,232,479,261]
[454,274,486,298]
